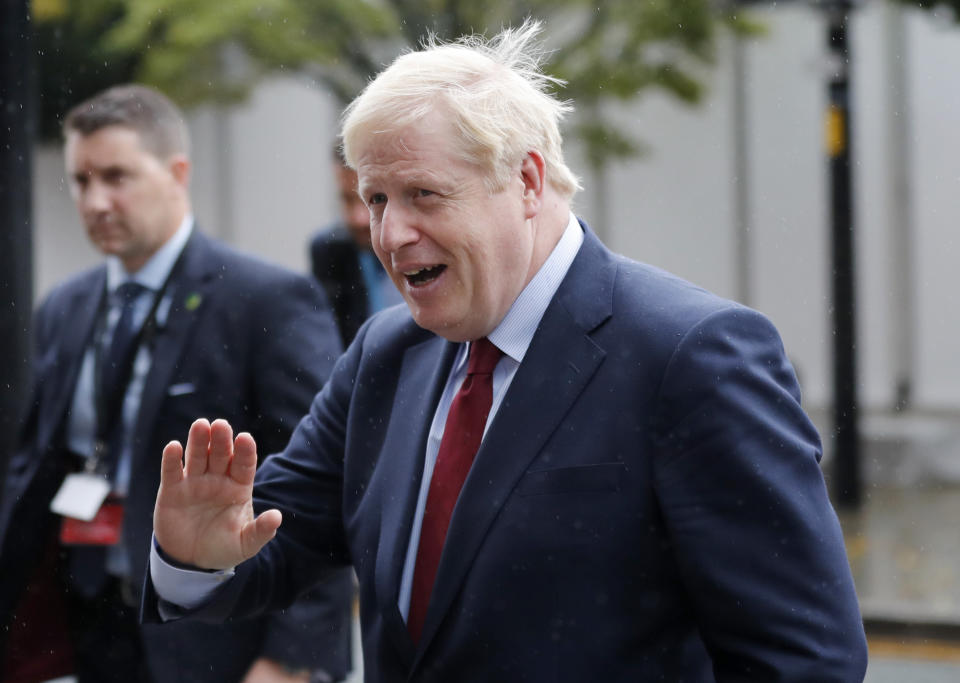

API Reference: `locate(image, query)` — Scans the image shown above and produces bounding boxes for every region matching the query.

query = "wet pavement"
[841,480,960,681]
[842,483,960,626]
[866,657,960,682]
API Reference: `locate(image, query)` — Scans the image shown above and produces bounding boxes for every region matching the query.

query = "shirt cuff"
[150,535,235,612]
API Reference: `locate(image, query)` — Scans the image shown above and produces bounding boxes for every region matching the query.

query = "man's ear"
[519,151,546,219]
[168,154,191,187]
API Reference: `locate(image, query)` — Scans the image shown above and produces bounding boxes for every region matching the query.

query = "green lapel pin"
[184,292,202,312]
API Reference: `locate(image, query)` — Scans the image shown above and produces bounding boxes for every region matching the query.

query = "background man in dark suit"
[309,146,403,347]
[0,85,354,683]
[147,23,868,682]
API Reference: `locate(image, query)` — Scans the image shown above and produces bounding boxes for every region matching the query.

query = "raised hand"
[153,418,282,570]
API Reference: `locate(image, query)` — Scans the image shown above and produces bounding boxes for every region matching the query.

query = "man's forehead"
[356,143,450,188]
[354,110,456,162]
[358,162,444,187]
[356,133,472,189]
[66,126,132,157]
[65,125,166,169]
[65,147,132,176]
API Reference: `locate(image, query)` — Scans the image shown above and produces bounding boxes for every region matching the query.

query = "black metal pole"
[0,0,35,488]
[824,2,860,508]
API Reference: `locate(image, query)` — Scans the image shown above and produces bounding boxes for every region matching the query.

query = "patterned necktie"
[70,281,147,598]
[99,281,148,411]
[407,337,502,643]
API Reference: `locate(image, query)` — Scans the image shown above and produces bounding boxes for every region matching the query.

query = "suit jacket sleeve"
[143,322,364,628]
[245,272,340,456]
[3,287,64,493]
[0,297,48,516]
[650,306,867,681]
[0,294,58,604]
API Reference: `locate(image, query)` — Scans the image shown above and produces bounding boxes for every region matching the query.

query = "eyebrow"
[359,169,453,195]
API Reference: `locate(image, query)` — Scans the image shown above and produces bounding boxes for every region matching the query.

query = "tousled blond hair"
[341,20,581,199]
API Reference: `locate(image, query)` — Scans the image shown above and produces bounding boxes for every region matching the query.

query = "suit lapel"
[413,228,617,656]
[43,270,106,451]
[130,232,214,464]
[373,335,458,665]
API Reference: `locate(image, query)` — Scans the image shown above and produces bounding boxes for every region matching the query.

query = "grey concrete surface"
[838,427,960,682]
[840,479,960,625]
[866,658,960,682]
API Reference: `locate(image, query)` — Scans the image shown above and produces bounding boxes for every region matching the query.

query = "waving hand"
[153,418,281,569]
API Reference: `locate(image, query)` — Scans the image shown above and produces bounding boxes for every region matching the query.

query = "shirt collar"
[106,215,194,293]
[487,212,583,363]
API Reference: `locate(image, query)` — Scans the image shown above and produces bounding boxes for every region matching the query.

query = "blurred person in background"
[0,84,353,683]
[309,145,404,347]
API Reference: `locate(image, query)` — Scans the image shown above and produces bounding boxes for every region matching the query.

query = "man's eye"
[368,193,386,205]
[103,169,127,184]
[417,189,434,198]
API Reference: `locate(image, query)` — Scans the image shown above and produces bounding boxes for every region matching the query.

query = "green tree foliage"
[33,0,139,139]
[33,0,760,165]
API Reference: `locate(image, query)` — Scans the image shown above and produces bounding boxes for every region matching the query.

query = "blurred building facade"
[32,3,960,453]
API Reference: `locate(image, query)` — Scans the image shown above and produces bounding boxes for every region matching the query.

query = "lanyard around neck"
[90,248,188,466]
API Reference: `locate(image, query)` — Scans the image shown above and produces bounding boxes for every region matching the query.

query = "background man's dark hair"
[332,140,347,166]
[63,84,190,159]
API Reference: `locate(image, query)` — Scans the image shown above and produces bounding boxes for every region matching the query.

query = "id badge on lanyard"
[50,467,126,546]
[50,313,132,548]
[51,265,178,546]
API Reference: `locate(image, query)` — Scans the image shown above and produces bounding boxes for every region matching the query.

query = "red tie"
[407,337,502,643]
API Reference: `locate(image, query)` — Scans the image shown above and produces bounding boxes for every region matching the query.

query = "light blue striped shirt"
[397,213,583,618]
[67,216,193,488]
[67,216,192,579]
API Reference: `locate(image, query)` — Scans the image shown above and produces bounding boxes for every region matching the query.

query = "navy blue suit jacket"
[149,224,867,681]
[1,231,354,681]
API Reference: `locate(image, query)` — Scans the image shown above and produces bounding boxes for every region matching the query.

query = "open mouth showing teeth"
[404,265,446,286]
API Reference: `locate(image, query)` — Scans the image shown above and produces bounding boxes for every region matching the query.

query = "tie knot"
[467,337,502,376]
[113,281,148,305]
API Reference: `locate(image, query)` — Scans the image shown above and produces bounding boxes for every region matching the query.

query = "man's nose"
[79,180,111,213]
[378,202,418,252]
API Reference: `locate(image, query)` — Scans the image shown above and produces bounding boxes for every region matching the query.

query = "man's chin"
[93,242,127,258]
[410,312,484,343]
[88,229,125,251]
[411,310,451,340]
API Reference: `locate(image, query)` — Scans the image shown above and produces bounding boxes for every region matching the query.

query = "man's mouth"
[403,265,446,287]
[88,216,121,234]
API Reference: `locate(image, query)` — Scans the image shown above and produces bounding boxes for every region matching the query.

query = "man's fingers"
[229,432,259,486]
[207,419,235,475]
[183,418,211,477]
[159,440,185,486]
[240,509,282,559]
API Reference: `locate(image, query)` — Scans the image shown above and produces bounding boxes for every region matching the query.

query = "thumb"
[239,509,282,560]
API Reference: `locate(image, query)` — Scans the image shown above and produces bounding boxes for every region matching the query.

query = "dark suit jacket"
[310,224,371,347]
[0,230,354,682]
[150,223,867,681]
